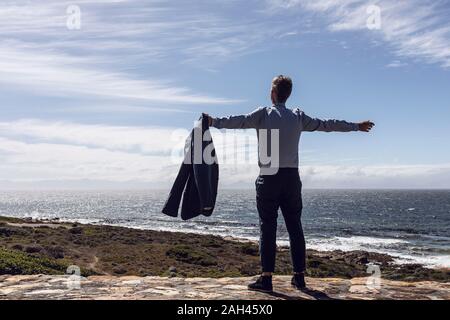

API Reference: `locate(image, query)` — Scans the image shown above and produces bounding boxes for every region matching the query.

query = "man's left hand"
[358,121,375,132]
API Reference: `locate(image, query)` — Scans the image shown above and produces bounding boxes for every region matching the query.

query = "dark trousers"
[255,168,306,273]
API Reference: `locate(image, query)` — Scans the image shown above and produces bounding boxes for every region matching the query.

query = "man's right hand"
[358,121,375,132]
[204,113,213,126]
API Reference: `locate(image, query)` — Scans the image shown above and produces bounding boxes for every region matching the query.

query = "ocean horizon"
[1,189,449,269]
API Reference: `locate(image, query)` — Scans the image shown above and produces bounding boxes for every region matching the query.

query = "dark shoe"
[291,273,306,290]
[248,276,273,293]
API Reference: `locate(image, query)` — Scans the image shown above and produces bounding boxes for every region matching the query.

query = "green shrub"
[240,243,259,256]
[166,245,217,266]
[0,248,68,275]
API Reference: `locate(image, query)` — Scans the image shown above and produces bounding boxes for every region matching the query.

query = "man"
[206,75,374,293]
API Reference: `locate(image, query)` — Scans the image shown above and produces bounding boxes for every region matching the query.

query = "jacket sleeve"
[298,110,359,132]
[211,107,265,129]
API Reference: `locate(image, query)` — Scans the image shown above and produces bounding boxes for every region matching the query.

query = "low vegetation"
[0,216,448,281]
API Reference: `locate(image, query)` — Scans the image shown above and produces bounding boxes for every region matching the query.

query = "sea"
[0,189,449,269]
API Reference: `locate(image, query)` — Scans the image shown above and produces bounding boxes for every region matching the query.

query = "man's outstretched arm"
[300,111,374,132]
[205,107,265,129]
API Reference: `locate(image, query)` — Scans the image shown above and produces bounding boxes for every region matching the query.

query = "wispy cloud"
[267,0,450,69]
[386,60,408,68]
[0,119,180,155]
[0,43,239,104]
[0,1,255,105]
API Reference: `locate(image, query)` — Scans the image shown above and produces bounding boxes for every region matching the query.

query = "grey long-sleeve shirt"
[212,103,359,169]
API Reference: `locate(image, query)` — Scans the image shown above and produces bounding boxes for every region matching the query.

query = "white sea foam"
[393,254,450,269]
[306,236,450,268]
[308,236,407,251]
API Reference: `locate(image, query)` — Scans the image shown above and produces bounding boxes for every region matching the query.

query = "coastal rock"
[0,275,448,300]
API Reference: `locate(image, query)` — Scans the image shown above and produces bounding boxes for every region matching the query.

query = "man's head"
[271,75,292,104]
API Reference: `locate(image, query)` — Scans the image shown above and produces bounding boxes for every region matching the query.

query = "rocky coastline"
[1,216,448,283]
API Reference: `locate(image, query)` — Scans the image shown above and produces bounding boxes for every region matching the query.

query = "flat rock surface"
[0,275,448,300]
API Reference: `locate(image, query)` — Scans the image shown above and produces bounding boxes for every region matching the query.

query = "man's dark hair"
[272,75,292,103]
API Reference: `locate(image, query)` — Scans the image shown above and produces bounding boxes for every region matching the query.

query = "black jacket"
[162,114,219,220]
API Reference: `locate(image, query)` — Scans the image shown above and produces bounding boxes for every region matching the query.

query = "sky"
[0,0,450,189]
